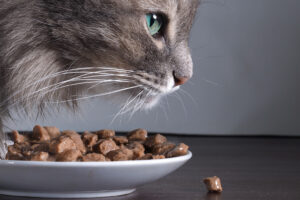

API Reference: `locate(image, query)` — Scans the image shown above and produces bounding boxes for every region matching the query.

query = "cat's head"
[7,0,199,113]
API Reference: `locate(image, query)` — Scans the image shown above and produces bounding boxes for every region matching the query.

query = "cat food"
[5,126,189,162]
[203,176,223,193]
[93,139,119,155]
[127,129,147,141]
[82,153,106,162]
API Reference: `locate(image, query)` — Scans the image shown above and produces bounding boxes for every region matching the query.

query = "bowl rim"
[0,151,192,167]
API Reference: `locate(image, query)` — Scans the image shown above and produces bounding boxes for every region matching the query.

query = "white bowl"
[0,151,192,198]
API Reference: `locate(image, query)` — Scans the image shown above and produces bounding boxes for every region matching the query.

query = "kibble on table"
[203,176,223,193]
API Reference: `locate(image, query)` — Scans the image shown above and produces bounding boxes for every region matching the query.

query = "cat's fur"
[0,0,199,158]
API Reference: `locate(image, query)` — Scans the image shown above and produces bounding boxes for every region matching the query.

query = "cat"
[0,0,199,158]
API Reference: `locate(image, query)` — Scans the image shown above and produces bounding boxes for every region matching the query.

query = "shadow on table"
[204,192,222,200]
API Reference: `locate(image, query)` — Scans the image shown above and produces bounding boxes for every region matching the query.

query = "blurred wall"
[6,0,300,135]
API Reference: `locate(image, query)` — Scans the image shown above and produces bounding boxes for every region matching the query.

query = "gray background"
[6,0,300,135]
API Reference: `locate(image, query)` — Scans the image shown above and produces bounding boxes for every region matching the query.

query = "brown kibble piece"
[93,139,119,155]
[6,145,24,160]
[127,141,145,159]
[152,155,165,159]
[139,153,153,160]
[33,125,50,141]
[106,148,134,161]
[96,129,115,139]
[44,126,61,139]
[11,130,28,144]
[82,153,106,162]
[31,152,49,161]
[7,142,30,160]
[127,142,145,151]
[144,134,167,149]
[31,142,49,152]
[56,149,81,162]
[138,153,165,160]
[152,142,176,155]
[7,146,20,154]
[113,136,128,145]
[22,150,33,159]
[49,136,77,154]
[82,131,98,152]
[14,143,31,152]
[47,155,56,162]
[62,130,86,154]
[166,143,189,158]
[127,129,147,141]
[203,176,223,193]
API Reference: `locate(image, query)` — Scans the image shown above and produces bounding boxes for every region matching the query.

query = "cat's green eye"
[146,13,163,36]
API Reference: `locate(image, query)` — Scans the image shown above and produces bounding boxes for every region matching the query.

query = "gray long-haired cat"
[0,0,199,158]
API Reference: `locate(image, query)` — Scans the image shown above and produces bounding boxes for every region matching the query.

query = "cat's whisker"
[8,65,131,90]
[4,80,98,112]
[65,67,134,73]
[110,94,133,124]
[81,73,133,79]
[110,90,144,123]
[128,88,153,120]
[48,85,142,104]
[4,76,133,113]
[200,78,221,87]
[43,80,129,99]
[179,88,199,107]
[128,93,144,120]
[1,69,133,108]
[160,103,169,122]
[172,91,188,118]
[109,88,144,121]
[86,79,132,90]
[14,74,95,101]
[43,80,131,105]
[121,90,145,115]
[60,70,132,76]
[164,94,171,113]
[30,78,133,103]
[0,70,78,107]
[82,78,131,82]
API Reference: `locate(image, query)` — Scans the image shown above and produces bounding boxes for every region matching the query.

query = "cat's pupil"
[146,14,163,36]
[150,14,157,26]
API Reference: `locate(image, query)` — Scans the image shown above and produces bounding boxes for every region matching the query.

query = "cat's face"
[40,0,199,110]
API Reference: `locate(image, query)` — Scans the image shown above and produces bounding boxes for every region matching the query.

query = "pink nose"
[173,74,190,87]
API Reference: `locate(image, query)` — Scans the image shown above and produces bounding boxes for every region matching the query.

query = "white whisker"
[1,67,134,108]
[120,91,144,115]
[179,89,198,107]
[173,91,188,118]
[65,67,134,73]
[86,79,132,90]
[159,103,169,121]
[48,85,142,104]
[128,89,152,120]
[110,90,144,124]
[4,76,134,113]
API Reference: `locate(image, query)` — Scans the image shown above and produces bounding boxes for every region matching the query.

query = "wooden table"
[1,135,300,200]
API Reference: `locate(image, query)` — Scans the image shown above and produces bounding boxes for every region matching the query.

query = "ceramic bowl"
[0,151,192,198]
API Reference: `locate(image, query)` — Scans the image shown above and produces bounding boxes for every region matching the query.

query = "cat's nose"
[173,72,190,87]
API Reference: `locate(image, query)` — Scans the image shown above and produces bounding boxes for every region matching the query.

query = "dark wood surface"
[1,136,300,200]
